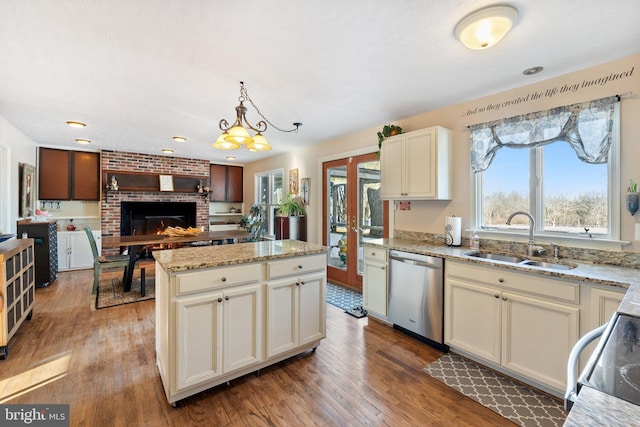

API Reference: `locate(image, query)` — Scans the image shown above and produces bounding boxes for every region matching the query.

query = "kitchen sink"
[464,251,525,263]
[464,251,577,270]
[519,260,577,270]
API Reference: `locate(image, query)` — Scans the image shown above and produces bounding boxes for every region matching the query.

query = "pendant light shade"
[212,132,240,150]
[455,5,518,50]
[246,133,272,151]
[224,125,252,145]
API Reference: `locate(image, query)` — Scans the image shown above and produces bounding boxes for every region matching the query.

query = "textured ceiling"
[0,0,639,164]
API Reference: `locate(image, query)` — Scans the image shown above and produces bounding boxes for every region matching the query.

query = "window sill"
[474,229,630,252]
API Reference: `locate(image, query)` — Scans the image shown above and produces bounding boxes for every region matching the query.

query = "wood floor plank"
[0,269,516,426]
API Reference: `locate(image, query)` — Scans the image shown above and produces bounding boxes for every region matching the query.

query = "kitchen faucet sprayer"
[506,211,546,257]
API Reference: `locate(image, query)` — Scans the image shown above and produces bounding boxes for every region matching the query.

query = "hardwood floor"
[0,269,514,426]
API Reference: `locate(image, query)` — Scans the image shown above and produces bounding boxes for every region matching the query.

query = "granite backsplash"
[393,230,640,269]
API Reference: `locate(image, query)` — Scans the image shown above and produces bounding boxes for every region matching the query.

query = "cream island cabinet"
[153,240,328,406]
[445,260,580,395]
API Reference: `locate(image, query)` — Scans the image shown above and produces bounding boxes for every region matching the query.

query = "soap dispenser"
[471,233,480,250]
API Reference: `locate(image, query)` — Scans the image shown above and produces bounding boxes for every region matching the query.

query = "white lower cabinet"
[157,253,327,405]
[57,230,100,271]
[445,260,579,394]
[266,272,326,358]
[362,247,388,318]
[175,283,262,392]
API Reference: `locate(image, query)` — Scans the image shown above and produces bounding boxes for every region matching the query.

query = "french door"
[323,153,387,291]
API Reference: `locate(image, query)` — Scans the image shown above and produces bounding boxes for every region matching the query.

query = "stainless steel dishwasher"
[388,250,447,351]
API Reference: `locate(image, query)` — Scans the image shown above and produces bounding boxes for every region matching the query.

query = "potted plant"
[376,124,403,155]
[277,194,305,239]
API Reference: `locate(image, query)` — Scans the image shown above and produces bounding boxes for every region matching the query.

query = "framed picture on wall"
[19,163,36,218]
[300,177,310,205]
[289,168,299,195]
[159,174,174,191]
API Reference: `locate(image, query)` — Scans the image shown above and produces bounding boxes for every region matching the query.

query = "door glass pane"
[357,160,381,275]
[327,166,347,270]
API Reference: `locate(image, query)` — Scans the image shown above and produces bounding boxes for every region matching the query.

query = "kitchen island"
[153,239,329,406]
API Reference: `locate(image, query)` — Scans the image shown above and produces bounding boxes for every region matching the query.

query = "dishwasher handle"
[390,256,442,269]
[564,322,608,410]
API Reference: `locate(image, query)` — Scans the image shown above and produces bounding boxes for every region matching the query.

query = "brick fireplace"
[101,151,210,248]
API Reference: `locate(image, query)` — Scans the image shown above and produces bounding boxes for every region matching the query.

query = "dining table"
[101,230,252,292]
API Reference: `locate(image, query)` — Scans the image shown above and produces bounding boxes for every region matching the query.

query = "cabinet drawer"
[364,246,387,262]
[176,263,261,295]
[446,260,579,304]
[267,255,326,279]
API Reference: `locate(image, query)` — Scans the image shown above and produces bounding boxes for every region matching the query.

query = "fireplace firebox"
[120,202,197,236]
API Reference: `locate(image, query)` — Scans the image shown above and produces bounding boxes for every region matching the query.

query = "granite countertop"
[153,239,328,273]
[364,237,640,426]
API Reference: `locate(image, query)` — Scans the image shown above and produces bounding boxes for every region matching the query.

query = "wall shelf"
[102,171,207,200]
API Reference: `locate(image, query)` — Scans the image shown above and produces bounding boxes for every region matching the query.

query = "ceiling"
[1,0,639,164]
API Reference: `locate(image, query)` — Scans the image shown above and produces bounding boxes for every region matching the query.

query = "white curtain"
[469,96,618,173]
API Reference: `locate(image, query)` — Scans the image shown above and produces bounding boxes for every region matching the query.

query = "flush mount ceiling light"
[454,5,518,50]
[161,148,174,154]
[172,136,187,142]
[226,156,236,160]
[66,121,86,128]
[75,138,91,144]
[214,81,302,151]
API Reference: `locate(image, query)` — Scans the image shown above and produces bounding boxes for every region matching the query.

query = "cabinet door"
[57,235,70,271]
[298,273,326,345]
[380,136,403,198]
[223,284,262,373]
[363,260,387,316]
[501,291,579,392]
[209,164,227,202]
[405,129,435,198]
[175,291,223,391]
[445,279,501,363]
[226,166,243,202]
[266,279,298,358]
[69,232,95,269]
[72,151,100,200]
[588,287,624,329]
[39,148,71,200]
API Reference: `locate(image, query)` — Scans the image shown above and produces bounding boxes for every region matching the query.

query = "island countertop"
[153,239,328,273]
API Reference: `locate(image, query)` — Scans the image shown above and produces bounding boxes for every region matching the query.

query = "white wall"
[0,114,37,234]
[244,54,640,252]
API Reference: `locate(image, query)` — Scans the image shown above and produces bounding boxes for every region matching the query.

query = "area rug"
[95,268,155,309]
[423,353,566,427]
[326,282,366,318]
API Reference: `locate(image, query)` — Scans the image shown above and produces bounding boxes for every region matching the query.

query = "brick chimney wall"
[101,150,210,240]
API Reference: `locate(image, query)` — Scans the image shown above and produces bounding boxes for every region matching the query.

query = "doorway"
[323,153,387,291]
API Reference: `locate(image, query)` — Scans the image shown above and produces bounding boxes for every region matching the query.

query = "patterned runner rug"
[423,353,566,427]
[95,268,155,309]
[326,282,366,317]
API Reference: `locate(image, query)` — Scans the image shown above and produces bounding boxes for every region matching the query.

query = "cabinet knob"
[225,296,230,300]
[296,282,300,286]
[371,252,375,256]
[300,281,305,285]
[297,265,303,269]
[380,266,385,270]
[502,296,507,301]
[494,294,499,298]
[217,297,222,303]
[221,277,227,282]
[498,278,504,283]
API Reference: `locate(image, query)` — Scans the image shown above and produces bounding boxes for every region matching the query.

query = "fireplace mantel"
[102,171,207,193]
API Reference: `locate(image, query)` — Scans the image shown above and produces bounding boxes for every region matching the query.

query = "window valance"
[469,96,618,173]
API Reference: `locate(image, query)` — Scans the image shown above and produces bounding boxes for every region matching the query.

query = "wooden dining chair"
[85,226,131,294]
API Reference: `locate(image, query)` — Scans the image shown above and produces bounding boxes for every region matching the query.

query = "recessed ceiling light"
[173,136,187,142]
[523,66,544,76]
[75,139,91,144]
[162,148,174,154]
[226,156,236,160]
[66,121,86,128]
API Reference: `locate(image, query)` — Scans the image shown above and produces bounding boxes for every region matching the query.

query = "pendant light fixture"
[455,5,519,50]
[214,81,302,151]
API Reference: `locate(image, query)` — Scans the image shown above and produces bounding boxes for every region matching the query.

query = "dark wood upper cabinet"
[39,148,100,200]
[209,164,243,202]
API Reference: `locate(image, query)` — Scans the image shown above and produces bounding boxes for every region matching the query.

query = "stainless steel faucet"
[506,211,545,256]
